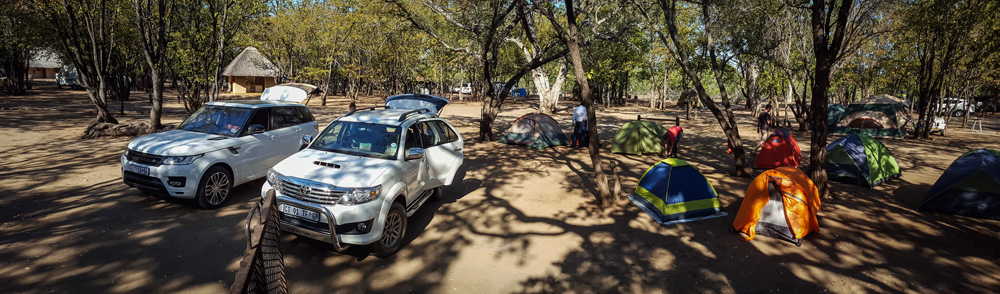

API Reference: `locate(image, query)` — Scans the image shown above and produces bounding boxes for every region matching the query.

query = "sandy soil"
[2,83,999,293]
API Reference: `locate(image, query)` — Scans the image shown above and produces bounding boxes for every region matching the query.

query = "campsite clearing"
[1,86,1000,293]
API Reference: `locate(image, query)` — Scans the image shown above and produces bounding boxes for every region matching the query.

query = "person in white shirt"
[571,102,589,147]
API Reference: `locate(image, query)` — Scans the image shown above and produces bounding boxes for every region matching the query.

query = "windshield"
[310,121,401,159]
[178,106,253,136]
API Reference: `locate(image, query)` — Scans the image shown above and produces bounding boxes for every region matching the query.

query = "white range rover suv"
[122,100,318,209]
[262,94,463,257]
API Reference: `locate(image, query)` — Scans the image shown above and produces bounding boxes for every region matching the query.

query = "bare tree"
[533,0,615,206]
[39,0,122,126]
[391,0,566,141]
[633,0,754,176]
[134,0,173,132]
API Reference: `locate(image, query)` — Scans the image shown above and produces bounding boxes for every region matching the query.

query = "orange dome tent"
[733,167,821,246]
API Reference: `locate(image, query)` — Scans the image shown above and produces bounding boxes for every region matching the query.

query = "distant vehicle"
[55,65,80,89]
[930,117,946,136]
[122,100,318,209]
[937,98,976,117]
[460,83,472,94]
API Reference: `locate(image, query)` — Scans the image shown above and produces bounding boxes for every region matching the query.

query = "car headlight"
[267,169,281,186]
[161,154,204,165]
[338,185,382,205]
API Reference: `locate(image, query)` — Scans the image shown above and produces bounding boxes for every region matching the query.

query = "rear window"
[271,106,313,129]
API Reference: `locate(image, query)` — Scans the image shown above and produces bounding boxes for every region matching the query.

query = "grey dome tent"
[499,113,570,149]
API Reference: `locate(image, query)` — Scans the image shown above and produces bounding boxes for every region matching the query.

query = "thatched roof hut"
[223,46,278,93]
[29,51,62,79]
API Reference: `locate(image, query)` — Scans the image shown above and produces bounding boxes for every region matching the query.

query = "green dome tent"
[825,134,901,187]
[499,113,570,149]
[611,120,667,155]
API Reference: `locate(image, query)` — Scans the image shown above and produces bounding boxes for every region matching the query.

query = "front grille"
[126,150,163,166]
[123,171,168,196]
[274,176,345,204]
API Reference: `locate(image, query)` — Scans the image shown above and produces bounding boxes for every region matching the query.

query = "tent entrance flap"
[755,181,799,244]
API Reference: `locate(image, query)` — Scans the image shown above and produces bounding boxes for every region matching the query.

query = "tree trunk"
[536,59,567,114]
[148,68,163,131]
[321,56,334,106]
[564,0,612,206]
[808,0,854,200]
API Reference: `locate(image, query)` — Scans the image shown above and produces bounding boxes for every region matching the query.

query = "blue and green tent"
[628,159,727,225]
[825,134,902,187]
[919,149,1000,220]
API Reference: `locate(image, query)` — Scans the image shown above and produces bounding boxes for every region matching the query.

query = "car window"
[271,107,304,129]
[311,121,400,159]
[244,109,270,135]
[295,107,315,123]
[178,106,252,136]
[418,122,445,147]
[434,121,459,143]
[404,125,421,150]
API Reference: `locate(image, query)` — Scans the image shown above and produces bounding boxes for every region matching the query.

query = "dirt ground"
[2,83,999,293]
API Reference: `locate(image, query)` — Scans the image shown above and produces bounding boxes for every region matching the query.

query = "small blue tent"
[919,149,1000,220]
[628,159,727,225]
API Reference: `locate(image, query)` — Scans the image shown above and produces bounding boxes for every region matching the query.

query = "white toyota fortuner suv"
[262,94,463,257]
[122,98,318,209]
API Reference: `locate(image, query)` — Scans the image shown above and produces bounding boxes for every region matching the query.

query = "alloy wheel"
[204,172,230,206]
[381,212,402,248]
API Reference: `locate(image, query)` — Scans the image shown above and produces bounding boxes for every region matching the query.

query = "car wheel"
[372,202,406,257]
[954,110,964,117]
[196,166,232,209]
[940,129,946,136]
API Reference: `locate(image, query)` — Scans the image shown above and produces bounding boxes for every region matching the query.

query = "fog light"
[167,177,186,187]
[357,222,367,231]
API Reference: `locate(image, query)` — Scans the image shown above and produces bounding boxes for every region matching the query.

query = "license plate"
[125,164,150,176]
[281,205,320,222]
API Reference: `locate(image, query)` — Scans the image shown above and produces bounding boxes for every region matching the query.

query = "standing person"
[663,118,683,158]
[349,102,357,112]
[571,102,588,147]
[756,104,773,150]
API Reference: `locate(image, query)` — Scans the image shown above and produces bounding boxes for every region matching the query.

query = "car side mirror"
[247,124,265,135]
[302,135,313,145]
[405,148,424,160]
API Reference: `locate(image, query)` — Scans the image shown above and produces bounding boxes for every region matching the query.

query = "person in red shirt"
[663,120,683,158]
